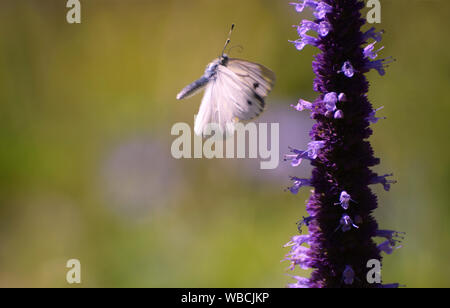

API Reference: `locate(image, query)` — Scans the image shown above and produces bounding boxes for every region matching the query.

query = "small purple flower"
[289,35,319,51]
[283,234,313,271]
[339,61,355,78]
[368,106,386,124]
[364,42,385,60]
[323,92,346,118]
[289,0,332,19]
[375,229,405,244]
[363,27,384,42]
[287,275,310,288]
[287,177,312,195]
[283,245,311,270]
[284,148,310,167]
[318,21,331,37]
[284,140,325,167]
[289,2,332,52]
[323,92,338,111]
[335,191,355,210]
[306,140,325,159]
[376,229,405,254]
[370,173,397,191]
[314,2,332,19]
[284,234,311,248]
[378,240,402,255]
[289,0,318,13]
[296,216,313,233]
[337,214,359,232]
[334,109,344,119]
[295,20,331,37]
[338,93,347,102]
[291,98,313,112]
[342,265,355,285]
[365,57,395,76]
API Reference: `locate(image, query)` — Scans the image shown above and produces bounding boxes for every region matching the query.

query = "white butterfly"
[176,24,276,136]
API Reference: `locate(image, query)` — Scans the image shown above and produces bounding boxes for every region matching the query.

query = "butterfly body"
[176,58,223,101]
[176,26,276,136]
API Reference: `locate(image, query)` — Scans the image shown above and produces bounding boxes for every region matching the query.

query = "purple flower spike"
[285,0,400,288]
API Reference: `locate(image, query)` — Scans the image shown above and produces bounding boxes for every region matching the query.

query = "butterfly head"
[220,54,229,66]
[204,59,220,79]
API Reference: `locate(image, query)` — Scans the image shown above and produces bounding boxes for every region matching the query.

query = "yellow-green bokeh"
[0,0,449,287]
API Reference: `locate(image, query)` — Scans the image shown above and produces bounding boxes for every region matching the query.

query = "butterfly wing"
[194,81,219,135]
[194,73,239,136]
[194,59,276,136]
[227,58,276,106]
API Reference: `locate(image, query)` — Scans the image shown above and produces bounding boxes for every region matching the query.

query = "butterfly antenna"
[221,24,235,57]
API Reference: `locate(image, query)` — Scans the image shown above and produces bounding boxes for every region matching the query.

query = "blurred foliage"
[0,0,449,287]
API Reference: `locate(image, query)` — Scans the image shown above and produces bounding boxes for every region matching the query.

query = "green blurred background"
[0,0,448,287]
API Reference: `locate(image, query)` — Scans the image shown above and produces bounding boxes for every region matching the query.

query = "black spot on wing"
[247,100,253,106]
[254,93,265,109]
[253,82,260,89]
